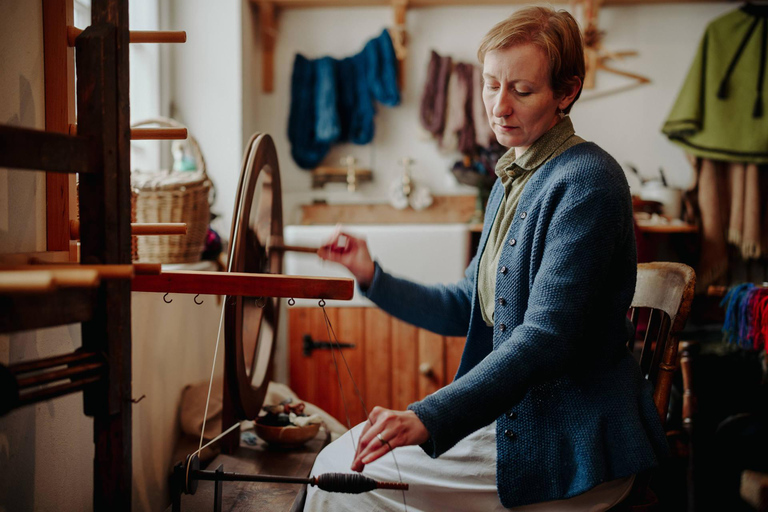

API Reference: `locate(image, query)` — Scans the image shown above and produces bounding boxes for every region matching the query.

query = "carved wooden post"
[76,0,133,507]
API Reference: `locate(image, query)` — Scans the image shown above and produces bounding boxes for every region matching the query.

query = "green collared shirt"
[478,117,585,326]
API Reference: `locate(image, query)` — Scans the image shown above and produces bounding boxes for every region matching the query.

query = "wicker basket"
[131,118,212,263]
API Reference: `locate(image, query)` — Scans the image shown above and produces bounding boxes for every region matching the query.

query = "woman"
[304,7,666,511]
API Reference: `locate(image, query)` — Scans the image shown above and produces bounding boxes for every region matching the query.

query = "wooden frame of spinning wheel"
[223,132,284,452]
[133,133,355,458]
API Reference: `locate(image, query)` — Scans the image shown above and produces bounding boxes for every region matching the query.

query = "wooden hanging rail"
[69,220,187,239]
[68,123,188,140]
[67,27,187,46]
[132,271,354,299]
[0,125,94,173]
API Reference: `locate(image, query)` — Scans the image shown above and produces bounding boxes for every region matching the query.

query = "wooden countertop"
[300,195,477,225]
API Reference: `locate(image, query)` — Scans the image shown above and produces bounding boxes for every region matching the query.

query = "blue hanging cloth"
[337,52,375,145]
[287,29,400,168]
[288,54,331,170]
[314,56,341,144]
[365,29,401,108]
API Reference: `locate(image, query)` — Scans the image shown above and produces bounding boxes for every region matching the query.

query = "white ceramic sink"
[283,224,470,307]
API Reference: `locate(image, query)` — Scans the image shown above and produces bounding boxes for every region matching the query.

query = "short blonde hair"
[477,6,585,113]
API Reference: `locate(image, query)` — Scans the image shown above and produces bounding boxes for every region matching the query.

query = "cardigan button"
[499,266,507,274]
[507,411,517,420]
[504,429,516,440]
[499,323,507,332]
[508,238,516,246]
[519,211,527,219]
[497,297,506,306]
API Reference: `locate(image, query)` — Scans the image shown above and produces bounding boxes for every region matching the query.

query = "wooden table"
[169,431,330,512]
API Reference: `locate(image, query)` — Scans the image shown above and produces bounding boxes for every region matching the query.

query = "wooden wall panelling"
[290,308,468,426]
[417,330,444,398]
[391,318,419,410]
[310,307,339,420]
[364,308,392,411]
[43,0,76,254]
[288,307,313,404]
[335,308,366,425]
[445,336,465,384]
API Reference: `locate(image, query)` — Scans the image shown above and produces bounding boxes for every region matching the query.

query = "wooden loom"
[0,0,374,509]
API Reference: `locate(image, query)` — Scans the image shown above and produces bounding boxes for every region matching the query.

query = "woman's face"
[482,44,572,154]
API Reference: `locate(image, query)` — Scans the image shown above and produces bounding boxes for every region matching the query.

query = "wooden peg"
[132,263,162,275]
[0,268,101,293]
[49,269,101,288]
[70,220,187,240]
[392,0,408,91]
[68,124,187,140]
[259,2,277,93]
[2,265,131,280]
[131,223,188,236]
[0,271,56,294]
[67,26,186,47]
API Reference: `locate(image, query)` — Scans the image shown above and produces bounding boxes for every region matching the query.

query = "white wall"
[131,293,223,512]
[238,3,736,225]
[169,0,243,238]
[0,2,93,512]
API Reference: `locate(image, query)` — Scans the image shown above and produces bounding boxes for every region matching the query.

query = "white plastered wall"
[0,2,93,512]
[239,3,736,227]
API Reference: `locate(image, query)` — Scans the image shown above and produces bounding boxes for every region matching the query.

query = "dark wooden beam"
[0,125,95,174]
[0,287,96,333]
[76,0,133,506]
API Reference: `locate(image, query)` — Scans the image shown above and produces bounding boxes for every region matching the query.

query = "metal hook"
[318,299,326,308]
[163,292,173,304]
[287,298,296,307]
[254,296,266,308]
[194,294,203,305]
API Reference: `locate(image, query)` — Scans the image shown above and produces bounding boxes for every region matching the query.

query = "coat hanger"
[576,0,651,91]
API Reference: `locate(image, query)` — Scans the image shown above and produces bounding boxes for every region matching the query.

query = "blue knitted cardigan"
[362,142,668,508]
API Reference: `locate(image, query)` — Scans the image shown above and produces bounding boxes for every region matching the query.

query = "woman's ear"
[558,76,583,111]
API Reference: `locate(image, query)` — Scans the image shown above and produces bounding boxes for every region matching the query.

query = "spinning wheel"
[225,133,283,421]
[168,134,409,510]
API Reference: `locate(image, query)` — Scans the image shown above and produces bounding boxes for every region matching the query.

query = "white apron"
[304,422,634,512]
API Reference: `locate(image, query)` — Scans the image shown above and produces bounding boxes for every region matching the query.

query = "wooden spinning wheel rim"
[224,133,283,420]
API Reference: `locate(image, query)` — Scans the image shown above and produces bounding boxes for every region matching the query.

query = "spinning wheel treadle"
[225,133,283,421]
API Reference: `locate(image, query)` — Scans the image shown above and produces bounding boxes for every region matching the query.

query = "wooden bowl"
[254,422,320,448]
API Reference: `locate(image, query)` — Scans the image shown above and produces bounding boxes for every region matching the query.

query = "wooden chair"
[619,262,697,510]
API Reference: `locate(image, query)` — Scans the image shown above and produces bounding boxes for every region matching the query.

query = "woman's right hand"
[317,228,375,289]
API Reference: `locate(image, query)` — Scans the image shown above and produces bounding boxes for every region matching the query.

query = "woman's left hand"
[351,407,429,472]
